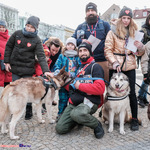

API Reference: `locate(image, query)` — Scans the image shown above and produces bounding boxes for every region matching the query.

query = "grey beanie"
[0,20,7,27]
[65,37,77,47]
[119,6,133,18]
[86,2,97,13]
[26,16,40,30]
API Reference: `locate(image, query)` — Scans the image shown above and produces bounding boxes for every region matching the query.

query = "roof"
[133,8,150,19]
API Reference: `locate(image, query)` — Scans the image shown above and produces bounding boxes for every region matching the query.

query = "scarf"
[22,28,38,38]
[64,50,77,57]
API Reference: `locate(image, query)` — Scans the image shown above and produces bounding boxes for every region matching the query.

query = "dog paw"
[108,128,113,133]
[120,130,125,135]
[10,136,20,140]
[41,120,45,124]
[1,129,8,134]
[49,119,55,124]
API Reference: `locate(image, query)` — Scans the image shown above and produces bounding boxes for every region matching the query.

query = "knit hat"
[119,6,133,18]
[26,16,40,30]
[86,2,97,13]
[0,20,7,27]
[78,42,92,55]
[65,37,77,47]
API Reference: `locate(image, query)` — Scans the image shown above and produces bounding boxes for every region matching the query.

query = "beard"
[86,14,97,25]
[80,56,90,62]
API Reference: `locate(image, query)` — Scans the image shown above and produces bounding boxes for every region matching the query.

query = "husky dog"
[0,66,68,139]
[102,72,130,135]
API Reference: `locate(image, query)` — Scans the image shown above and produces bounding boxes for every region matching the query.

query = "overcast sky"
[0,0,150,29]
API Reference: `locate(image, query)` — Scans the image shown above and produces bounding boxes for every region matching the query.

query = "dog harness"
[38,75,58,100]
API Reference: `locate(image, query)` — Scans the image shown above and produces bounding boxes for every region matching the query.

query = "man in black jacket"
[55,42,105,139]
[4,16,53,120]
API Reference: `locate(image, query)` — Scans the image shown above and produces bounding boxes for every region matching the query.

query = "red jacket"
[0,30,12,87]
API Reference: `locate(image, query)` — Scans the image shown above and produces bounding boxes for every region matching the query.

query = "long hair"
[116,18,138,39]
[145,13,150,26]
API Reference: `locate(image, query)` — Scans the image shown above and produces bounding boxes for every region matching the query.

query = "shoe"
[25,104,33,120]
[137,96,145,108]
[130,118,139,131]
[52,101,57,106]
[143,98,149,106]
[94,121,104,139]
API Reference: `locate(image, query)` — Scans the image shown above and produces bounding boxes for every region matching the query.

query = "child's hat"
[65,37,77,47]
[26,16,40,30]
[0,20,7,27]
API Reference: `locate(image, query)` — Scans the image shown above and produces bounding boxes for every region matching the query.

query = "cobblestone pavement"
[0,69,150,150]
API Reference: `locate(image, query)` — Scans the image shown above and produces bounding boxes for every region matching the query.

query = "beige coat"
[141,41,150,75]
[105,30,140,71]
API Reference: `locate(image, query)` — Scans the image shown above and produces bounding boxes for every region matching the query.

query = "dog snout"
[115,83,119,88]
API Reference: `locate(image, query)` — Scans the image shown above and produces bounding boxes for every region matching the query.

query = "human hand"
[82,39,92,45]
[44,72,54,78]
[134,40,143,50]
[4,63,11,72]
[74,80,80,89]
[113,61,121,72]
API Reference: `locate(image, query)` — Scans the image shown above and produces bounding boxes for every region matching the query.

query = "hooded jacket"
[0,29,12,86]
[4,30,49,76]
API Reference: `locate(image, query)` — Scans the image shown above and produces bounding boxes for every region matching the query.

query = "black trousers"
[109,69,138,119]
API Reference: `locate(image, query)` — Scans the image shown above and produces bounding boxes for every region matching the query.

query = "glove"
[70,80,77,90]
[54,69,60,76]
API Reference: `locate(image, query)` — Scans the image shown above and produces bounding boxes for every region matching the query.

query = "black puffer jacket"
[4,30,49,76]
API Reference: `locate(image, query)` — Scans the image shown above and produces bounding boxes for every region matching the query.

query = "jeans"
[138,80,149,99]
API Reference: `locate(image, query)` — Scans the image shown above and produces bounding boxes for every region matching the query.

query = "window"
[143,11,147,17]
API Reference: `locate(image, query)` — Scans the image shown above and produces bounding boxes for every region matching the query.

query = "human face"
[50,44,60,56]
[86,9,97,18]
[79,47,90,62]
[0,25,6,32]
[66,43,75,50]
[121,16,131,27]
[25,24,36,32]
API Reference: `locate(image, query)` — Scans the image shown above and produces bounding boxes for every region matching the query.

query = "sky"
[0,0,150,29]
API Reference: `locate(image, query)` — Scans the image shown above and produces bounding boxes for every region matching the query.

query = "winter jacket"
[54,54,81,78]
[69,57,105,106]
[140,41,150,75]
[72,17,110,62]
[105,30,138,71]
[4,30,49,76]
[140,24,150,44]
[0,29,12,86]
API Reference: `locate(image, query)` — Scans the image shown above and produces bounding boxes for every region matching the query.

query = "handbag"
[0,60,5,71]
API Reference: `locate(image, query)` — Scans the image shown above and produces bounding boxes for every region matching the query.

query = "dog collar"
[106,94,129,101]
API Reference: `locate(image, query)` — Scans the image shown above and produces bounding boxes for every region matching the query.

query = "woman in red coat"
[0,20,12,88]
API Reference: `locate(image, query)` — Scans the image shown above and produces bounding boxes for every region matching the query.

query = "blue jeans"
[138,81,149,99]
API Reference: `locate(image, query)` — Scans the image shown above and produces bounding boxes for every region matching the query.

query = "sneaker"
[94,121,104,139]
[130,118,139,131]
[137,96,145,108]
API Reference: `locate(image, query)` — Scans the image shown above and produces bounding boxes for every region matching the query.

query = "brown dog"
[0,66,68,139]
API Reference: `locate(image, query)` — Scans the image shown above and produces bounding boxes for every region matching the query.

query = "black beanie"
[26,16,40,30]
[119,6,133,18]
[78,42,92,55]
[86,2,97,13]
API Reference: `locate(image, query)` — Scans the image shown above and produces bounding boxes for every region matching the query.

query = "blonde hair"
[116,18,138,39]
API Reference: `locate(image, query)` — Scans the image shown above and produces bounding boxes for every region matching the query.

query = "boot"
[130,118,139,131]
[143,98,149,106]
[94,121,104,139]
[25,103,33,120]
[137,96,145,108]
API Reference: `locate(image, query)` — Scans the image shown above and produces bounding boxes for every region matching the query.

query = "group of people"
[0,2,150,139]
